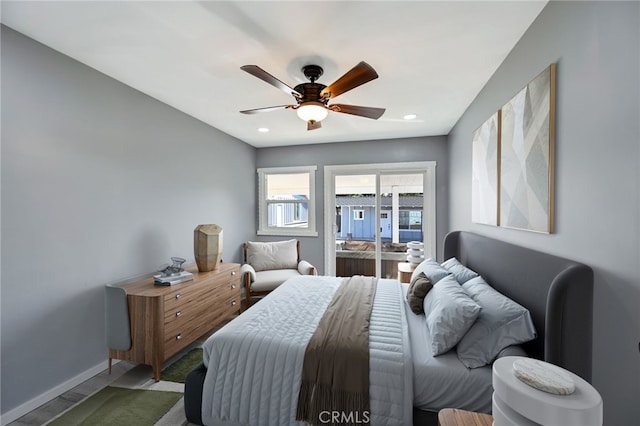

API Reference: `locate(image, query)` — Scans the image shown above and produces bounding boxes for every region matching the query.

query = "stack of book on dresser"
[153,270,194,286]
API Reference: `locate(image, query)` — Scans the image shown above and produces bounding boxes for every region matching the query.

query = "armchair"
[241,239,316,308]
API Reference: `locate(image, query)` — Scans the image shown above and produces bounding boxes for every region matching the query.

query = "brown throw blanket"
[296,276,378,425]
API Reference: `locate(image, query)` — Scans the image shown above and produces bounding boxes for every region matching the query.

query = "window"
[399,210,422,229]
[257,166,317,236]
[354,210,365,220]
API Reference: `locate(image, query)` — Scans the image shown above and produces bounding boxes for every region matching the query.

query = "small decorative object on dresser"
[194,224,223,271]
[105,263,240,381]
[154,256,193,285]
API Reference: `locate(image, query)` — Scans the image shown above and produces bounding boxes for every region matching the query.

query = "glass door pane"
[334,174,377,277]
[380,173,424,279]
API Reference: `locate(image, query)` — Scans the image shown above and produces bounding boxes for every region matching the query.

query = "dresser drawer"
[164,268,239,311]
[164,296,239,356]
[164,292,239,335]
[164,279,239,320]
[164,284,209,312]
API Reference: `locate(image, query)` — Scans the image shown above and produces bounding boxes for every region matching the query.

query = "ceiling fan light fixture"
[296,101,328,122]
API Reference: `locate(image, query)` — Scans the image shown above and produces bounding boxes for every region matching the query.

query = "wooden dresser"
[108,263,240,381]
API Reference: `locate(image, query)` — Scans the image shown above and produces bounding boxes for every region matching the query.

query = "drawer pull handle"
[231,300,237,306]
[176,333,182,340]
[231,284,236,289]
[176,311,182,317]
[231,271,236,276]
[175,294,182,299]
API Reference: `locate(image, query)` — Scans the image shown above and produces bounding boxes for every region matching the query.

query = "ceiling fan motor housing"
[293,82,328,104]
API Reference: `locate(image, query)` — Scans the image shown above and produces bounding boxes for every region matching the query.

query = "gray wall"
[256,136,449,274]
[447,2,639,425]
[0,26,256,415]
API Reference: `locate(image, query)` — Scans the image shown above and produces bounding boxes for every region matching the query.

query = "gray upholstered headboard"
[443,231,594,382]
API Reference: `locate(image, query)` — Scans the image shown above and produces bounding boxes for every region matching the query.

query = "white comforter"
[201,275,413,426]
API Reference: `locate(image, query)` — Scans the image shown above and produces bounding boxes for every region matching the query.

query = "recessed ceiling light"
[403,114,417,120]
[257,127,270,133]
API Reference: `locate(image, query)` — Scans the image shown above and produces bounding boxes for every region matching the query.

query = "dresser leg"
[108,357,112,375]
[154,364,161,382]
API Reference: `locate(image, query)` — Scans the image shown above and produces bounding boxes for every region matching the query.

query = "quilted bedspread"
[201,275,412,425]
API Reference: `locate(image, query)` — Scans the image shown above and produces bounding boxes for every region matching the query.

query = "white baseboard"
[0,359,112,426]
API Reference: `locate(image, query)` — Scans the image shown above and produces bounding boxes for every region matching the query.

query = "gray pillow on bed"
[423,275,482,356]
[456,276,537,368]
[410,258,451,285]
[496,345,529,359]
[406,272,433,314]
[441,257,479,284]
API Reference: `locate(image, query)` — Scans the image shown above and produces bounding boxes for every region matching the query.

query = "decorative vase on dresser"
[106,263,240,381]
[194,224,223,271]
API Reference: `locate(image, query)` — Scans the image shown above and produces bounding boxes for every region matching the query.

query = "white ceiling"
[1,1,547,148]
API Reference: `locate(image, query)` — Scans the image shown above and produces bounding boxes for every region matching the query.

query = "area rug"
[161,348,203,383]
[45,346,206,426]
[47,386,183,426]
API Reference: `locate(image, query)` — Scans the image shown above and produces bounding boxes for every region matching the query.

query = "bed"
[184,231,594,425]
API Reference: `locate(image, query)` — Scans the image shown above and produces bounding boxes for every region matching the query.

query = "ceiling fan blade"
[307,120,322,131]
[320,62,379,99]
[330,104,385,120]
[240,105,293,114]
[241,65,301,97]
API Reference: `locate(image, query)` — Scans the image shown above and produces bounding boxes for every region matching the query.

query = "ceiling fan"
[240,61,385,131]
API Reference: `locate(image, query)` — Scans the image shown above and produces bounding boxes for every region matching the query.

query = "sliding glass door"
[324,162,436,278]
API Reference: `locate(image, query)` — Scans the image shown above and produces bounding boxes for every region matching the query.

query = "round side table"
[492,356,602,426]
[397,262,417,283]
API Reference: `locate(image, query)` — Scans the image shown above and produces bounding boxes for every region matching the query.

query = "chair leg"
[244,273,252,309]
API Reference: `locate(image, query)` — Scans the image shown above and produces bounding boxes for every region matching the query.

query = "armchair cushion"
[251,269,302,292]
[246,239,298,272]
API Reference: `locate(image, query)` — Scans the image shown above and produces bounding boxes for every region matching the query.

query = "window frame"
[257,165,318,237]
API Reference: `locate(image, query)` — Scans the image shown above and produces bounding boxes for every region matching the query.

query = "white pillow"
[410,258,451,285]
[456,276,537,368]
[246,240,298,272]
[423,275,482,356]
[441,257,479,284]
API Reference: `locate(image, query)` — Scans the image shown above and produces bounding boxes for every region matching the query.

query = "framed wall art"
[499,63,556,233]
[471,111,501,226]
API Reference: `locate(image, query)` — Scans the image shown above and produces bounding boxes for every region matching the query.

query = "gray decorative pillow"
[410,258,451,285]
[496,345,528,360]
[406,272,433,314]
[456,276,537,368]
[246,239,298,272]
[441,257,479,284]
[423,275,482,356]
